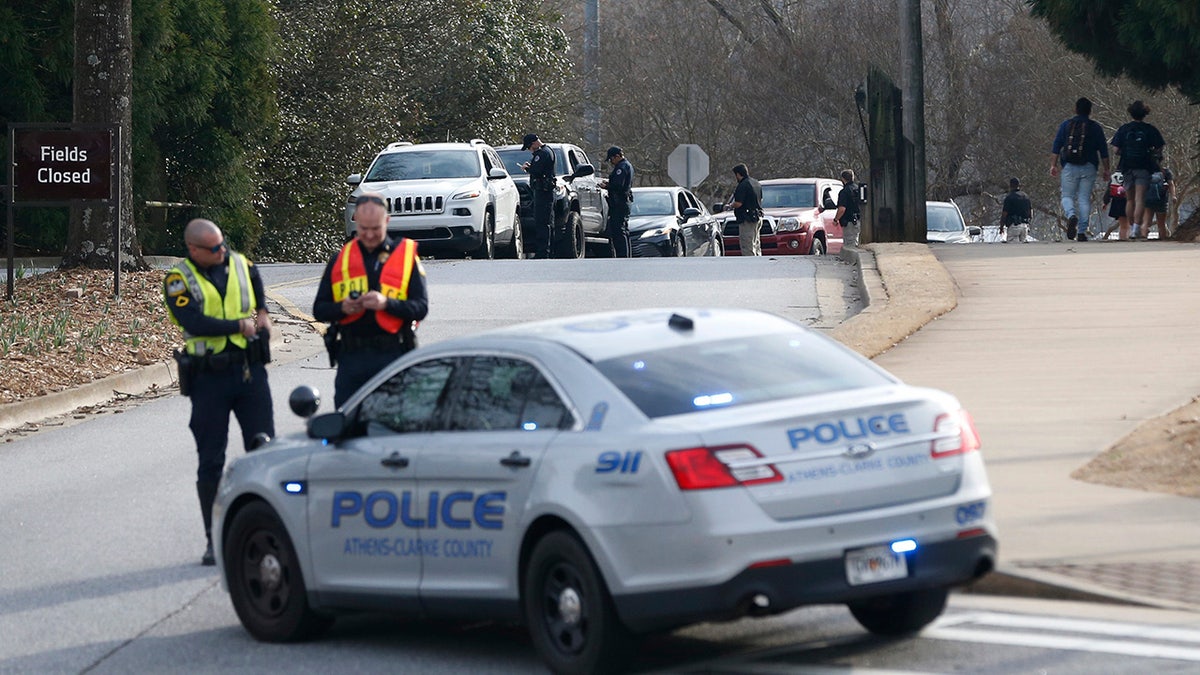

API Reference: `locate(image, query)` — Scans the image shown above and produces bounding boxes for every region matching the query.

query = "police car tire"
[225,501,331,642]
[523,531,633,674]
[847,587,948,636]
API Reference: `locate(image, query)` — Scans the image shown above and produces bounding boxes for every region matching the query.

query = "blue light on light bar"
[633,360,646,370]
[282,481,306,495]
[891,539,917,554]
[693,392,734,408]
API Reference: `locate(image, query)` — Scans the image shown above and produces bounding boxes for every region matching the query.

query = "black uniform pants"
[531,188,554,258]
[335,347,408,408]
[189,361,274,484]
[607,198,631,258]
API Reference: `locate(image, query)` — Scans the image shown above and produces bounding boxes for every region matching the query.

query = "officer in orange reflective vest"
[313,192,429,407]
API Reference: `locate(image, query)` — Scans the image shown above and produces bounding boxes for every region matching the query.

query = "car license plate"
[845,545,908,586]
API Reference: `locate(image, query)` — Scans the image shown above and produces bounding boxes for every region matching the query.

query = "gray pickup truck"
[497,142,609,258]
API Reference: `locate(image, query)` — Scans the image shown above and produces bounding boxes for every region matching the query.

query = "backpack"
[1145,171,1166,208]
[1122,123,1153,169]
[1060,119,1087,164]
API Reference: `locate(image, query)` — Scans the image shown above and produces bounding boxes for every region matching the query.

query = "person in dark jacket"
[599,146,634,258]
[833,169,862,248]
[313,193,429,407]
[521,133,555,258]
[164,218,274,566]
[1000,177,1032,243]
[727,164,763,255]
[1049,97,1110,241]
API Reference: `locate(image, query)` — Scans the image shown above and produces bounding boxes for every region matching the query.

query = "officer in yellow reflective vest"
[313,192,429,407]
[164,218,274,566]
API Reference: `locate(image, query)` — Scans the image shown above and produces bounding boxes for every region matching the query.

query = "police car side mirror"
[488,167,508,180]
[711,202,725,213]
[289,385,321,418]
[682,207,701,220]
[346,173,362,187]
[573,164,595,178]
[968,226,983,237]
[308,412,347,442]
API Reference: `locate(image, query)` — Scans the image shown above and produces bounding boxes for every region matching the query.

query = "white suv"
[344,140,522,259]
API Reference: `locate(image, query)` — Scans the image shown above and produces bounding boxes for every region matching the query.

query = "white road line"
[923,625,1200,662]
[934,611,1200,644]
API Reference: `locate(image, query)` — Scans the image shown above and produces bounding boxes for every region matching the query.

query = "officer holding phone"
[313,192,429,407]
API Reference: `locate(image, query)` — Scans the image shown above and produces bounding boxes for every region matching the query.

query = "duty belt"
[194,347,263,371]
[340,333,407,353]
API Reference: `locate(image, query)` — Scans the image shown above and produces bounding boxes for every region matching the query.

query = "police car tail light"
[931,409,981,458]
[665,445,781,490]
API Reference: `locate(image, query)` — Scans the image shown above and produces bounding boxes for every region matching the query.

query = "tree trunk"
[66,0,143,270]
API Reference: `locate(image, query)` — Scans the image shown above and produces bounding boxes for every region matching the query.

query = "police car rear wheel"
[524,531,632,674]
[225,501,330,642]
[847,587,948,636]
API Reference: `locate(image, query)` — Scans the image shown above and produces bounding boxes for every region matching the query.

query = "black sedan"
[629,187,723,257]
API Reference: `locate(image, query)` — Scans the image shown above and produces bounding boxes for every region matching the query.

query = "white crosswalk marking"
[925,611,1200,662]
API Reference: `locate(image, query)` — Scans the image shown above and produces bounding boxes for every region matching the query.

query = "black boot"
[196,481,219,566]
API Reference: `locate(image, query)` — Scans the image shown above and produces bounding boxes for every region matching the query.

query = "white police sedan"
[214,308,996,674]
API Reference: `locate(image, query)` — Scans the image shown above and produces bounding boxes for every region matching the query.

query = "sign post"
[667,143,709,189]
[6,124,117,301]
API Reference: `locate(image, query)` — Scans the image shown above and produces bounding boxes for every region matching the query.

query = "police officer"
[1000,176,1033,243]
[598,146,633,257]
[727,163,763,256]
[833,169,862,247]
[521,133,555,259]
[164,218,274,566]
[313,192,429,408]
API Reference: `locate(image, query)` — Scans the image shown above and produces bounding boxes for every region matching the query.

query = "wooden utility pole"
[899,0,927,242]
[66,0,141,270]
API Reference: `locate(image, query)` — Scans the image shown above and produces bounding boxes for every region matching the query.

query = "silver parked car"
[926,201,982,244]
[215,308,997,674]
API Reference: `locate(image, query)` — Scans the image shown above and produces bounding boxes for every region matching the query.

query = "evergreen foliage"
[1028,0,1200,102]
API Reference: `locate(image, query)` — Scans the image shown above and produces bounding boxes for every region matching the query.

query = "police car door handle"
[381,452,410,469]
[500,451,532,468]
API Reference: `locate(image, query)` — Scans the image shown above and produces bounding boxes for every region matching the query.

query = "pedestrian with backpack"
[1050,97,1110,242]
[1146,167,1174,240]
[1111,100,1165,241]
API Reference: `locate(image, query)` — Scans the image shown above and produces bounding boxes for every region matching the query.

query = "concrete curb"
[962,564,1200,612]
[0,361,178,434]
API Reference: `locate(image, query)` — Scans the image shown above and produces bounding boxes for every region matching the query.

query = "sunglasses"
[355,195,386,207]
[190,240,226,254]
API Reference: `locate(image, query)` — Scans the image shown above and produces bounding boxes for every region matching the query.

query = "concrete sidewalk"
[862,241,1200,612]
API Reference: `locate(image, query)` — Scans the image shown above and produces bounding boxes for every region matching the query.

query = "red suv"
[717,177,844,256]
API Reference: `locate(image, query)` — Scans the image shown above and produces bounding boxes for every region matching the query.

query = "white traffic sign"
[667,143,709,188]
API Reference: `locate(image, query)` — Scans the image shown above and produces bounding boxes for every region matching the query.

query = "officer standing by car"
[164,218,274,566]
[599,146,634,258]
[727,163,763,256]
[833,169,862,247]
[521,133,555,259]
[313,192,429,408]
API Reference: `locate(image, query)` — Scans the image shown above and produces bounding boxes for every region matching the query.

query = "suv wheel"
[503,210,525,259]
[476,213,495,260]
[809,235,826,256]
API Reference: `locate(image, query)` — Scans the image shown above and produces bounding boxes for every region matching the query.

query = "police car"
[214,308,997,674]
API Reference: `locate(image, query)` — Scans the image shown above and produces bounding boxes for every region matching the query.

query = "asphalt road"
[3,254,1199,674]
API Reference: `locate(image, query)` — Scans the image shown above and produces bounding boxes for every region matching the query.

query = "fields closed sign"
[12,128,112,202]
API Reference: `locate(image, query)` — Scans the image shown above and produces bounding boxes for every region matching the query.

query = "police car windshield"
[761,184,817,209]
[629,191,674,216]
[926,205,964,232]
[594,332,891,418]
[365,150,480,181]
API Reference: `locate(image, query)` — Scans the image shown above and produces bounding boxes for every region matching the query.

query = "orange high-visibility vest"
[330,239,418,333]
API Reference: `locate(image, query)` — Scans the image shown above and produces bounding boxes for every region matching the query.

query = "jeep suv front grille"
[389,195,445,215]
